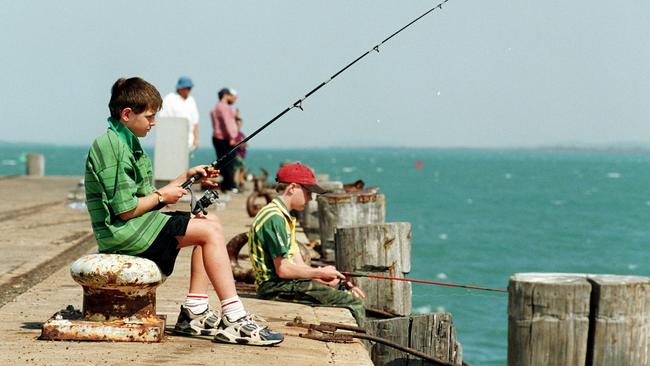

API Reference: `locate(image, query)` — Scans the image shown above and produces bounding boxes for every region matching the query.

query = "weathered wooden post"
[508,273,592,366]
[317,191,385,262]
[586,275,650,366]
[367,313,464,366]
[26,153,44,176]
[335,222,411,315]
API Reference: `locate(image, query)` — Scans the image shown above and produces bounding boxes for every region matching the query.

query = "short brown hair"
[275,182,290,193]
[108,77,162,119]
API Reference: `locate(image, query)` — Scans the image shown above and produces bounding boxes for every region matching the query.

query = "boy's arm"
[118,192,166,221]
[254,213,343,281]
[289,242,366,299]
[290,251,366,299]
[118,165,217,221]
[273,256,344,282]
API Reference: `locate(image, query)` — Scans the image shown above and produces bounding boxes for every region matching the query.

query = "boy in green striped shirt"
[248,162,366,326]
[85,77,282,346]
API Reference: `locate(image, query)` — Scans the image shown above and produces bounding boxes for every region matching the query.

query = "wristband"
[154,190,164,204]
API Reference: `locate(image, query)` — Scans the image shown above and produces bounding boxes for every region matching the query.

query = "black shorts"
[137,211,190,276]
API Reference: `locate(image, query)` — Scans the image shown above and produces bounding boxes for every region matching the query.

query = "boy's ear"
[119,107,132,122]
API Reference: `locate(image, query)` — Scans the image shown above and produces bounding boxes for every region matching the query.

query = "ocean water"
[3,143,650,365]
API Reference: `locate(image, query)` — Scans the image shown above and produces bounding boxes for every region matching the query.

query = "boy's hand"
[346,281,366,299]
[158,185,188,204]
[314,278,340,288]
[317,265,345,282]
[188,165,219,188]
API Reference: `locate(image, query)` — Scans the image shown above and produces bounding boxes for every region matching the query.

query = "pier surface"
[0,176,372,365]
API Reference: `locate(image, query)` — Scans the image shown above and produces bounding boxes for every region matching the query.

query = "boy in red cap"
[248,162,366,326]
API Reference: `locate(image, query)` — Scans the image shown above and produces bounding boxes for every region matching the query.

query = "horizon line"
[1,140,650,152]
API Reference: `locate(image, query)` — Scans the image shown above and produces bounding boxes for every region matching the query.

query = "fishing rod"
[183,0,452,214]
[343,271,508,294]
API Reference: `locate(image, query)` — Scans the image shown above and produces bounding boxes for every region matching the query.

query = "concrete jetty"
[0,176,372,365]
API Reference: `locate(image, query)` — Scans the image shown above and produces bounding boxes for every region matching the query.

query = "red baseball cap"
[275,162,327,194]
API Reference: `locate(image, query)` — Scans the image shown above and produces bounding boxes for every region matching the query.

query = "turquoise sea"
[3,143,650,365]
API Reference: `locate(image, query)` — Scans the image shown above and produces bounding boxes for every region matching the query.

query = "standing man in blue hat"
[160,76,200,153]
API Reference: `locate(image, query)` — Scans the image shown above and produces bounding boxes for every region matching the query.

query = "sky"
[1,0,649,149]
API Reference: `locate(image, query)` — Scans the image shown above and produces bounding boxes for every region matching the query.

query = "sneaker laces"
[198,308,220,325]
[237,313,268,330]
[202,308,218,319]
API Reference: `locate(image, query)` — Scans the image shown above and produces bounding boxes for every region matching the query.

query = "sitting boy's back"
[85,117,168,255]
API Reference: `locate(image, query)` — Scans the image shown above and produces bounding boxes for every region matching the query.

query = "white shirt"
[159,92,199,149]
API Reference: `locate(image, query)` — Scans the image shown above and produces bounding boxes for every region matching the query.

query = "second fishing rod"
[182,0,451,214]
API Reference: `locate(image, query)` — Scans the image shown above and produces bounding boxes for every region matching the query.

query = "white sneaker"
[213,313,284,346]
[174,305,220,336]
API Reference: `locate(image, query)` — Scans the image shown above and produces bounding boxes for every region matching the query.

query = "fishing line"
[343,271,508,294]
[181,0,452,210]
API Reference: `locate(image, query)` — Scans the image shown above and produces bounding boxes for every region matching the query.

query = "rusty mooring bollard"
[40,254,167,342]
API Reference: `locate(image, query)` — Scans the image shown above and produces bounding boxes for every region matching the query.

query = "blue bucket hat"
[176,76,194,90]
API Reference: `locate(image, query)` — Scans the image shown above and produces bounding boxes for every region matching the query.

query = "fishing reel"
[191,190,220,215]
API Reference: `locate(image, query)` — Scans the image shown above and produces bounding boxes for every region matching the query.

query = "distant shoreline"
[1,141,649,153]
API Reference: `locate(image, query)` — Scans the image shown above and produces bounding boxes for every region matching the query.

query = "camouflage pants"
[257,279,366,327]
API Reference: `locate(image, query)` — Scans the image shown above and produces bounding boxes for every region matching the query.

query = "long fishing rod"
[343,271,508,294]
[183,0,451,214]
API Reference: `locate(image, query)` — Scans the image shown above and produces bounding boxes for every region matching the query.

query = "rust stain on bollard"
[82,288,157,321]
[40,254,166,342]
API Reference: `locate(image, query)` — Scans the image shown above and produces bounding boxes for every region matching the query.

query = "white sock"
[184,293,209,315]
[221,295,246,321]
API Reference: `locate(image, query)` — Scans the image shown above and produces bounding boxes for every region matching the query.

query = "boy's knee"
[187,217,224,244]
[204,214,224,233]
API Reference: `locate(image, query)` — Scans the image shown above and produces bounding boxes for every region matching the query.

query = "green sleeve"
[259,215,291,259]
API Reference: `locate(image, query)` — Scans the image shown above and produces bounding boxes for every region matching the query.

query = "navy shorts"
[137,211,190,276]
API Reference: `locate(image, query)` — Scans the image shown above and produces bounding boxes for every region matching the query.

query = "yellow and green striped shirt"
[248,197,300,285]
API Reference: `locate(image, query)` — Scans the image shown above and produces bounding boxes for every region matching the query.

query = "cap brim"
[302,184,327,195]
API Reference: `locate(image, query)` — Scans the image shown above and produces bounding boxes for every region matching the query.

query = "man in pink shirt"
[210,88,240,192]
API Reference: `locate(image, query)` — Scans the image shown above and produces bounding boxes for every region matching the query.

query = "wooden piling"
[508,273,592,366]
[367,313,463,365]
[26,153,44,176]
[586,275,650,366]
[317,191,385,262]
[508,272,650,366]
[335,222,411,315]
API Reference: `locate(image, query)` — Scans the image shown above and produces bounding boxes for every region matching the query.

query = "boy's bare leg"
[188,246,211,294]
[176,214,284,345]
[176,215,237,300]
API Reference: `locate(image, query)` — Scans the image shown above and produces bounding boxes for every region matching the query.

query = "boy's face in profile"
[121,108,157,137]
[288,184,312,212]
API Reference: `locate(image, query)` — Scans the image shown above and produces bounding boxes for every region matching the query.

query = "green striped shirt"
[84,117,169,255]
[248,197,299,285]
